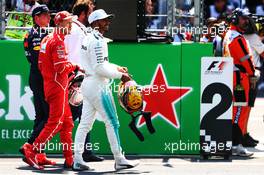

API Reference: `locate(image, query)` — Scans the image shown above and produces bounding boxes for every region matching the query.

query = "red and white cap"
[54,11,75,25]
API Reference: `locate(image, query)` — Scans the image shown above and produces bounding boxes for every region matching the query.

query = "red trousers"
[33,83,73,159]
[233,72,251,135]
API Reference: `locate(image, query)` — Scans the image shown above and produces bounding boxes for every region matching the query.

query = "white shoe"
[232,144,254,157]
[73,156,89,171]
[115,155,139,171]
[72,161,90,171]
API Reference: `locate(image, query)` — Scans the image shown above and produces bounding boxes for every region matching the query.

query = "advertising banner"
[0,41,213,155]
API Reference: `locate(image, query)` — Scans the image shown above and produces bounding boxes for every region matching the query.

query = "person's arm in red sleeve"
[51,40,77,74]
[229,36,255,76]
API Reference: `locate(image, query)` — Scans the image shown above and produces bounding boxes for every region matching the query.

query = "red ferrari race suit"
[33,32,77,161]
[223,25,255,144]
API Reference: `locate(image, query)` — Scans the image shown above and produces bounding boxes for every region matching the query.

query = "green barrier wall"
[0,40,212,155]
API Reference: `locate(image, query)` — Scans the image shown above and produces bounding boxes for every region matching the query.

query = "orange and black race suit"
[223,25,255,144]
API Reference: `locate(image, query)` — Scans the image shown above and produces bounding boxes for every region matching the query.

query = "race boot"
[72,162,90,171]
[19,142,32,156]
[19,143,32,164]
[36,153,56,166]
[82,152,104,162]
[64,156,74,169]
[115,154,139,171]
[24,144,44,170]
[242,134,257,147]
[245,133,259,144]
[232,144,254,157]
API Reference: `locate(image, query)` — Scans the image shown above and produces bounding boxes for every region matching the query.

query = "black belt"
[235,64,247,73]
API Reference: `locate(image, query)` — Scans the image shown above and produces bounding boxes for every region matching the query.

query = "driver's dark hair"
[244,18,257,34]
[72,0,90,17]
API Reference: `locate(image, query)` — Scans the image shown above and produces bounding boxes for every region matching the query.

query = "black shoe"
[19,147,24,155]
[82,153,104,162]
[245,133,259,144]
[242,134,257,147]
[72,162,90,171]
[63,161,73,169]
[22,157,29,164]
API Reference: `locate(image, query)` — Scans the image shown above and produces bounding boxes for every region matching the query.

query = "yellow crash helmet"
[118,80,143,114]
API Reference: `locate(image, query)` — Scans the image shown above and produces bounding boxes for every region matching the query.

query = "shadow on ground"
[16,163,152,175]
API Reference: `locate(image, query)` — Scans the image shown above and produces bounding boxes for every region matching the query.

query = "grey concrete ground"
[0,99,264,175]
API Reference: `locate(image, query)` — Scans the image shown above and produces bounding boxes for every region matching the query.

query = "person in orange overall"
[223,8,257,157]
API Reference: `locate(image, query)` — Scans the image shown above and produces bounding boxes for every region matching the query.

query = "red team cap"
[54,11,74,25]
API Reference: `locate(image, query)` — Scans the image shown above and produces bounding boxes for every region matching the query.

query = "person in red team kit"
[23,11,82,170]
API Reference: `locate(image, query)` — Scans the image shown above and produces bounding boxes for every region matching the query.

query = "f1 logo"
[207,61,227,71]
